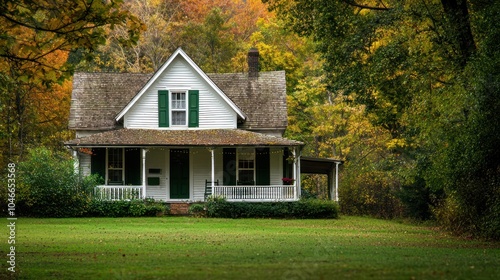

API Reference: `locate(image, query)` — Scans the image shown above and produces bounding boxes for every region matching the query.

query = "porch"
[93,184,298,202]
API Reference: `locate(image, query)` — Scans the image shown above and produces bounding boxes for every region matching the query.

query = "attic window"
[171,91,187,126]
[158,89,199,128]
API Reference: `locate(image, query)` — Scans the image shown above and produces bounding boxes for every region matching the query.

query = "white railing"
[94,185,144,201]
[212,185,297,202]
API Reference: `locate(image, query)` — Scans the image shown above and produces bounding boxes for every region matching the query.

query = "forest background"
[0,0,498,239]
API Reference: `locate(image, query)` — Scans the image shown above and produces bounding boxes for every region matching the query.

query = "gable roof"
[115,48,245,122]
[68,49,288,131]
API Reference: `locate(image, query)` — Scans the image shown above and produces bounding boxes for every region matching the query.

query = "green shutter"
[223,148,237,185]
[188,90,199,127]
[91,148,106,182]
[256,148,270,185]
[158,90,169,127]
[125,148,141,185]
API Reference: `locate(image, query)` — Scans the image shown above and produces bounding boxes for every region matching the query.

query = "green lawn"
[4,216,500,279]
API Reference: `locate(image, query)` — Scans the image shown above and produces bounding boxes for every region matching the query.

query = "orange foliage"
[182,0,272,40]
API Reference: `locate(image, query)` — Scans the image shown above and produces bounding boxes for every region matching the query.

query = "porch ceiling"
[65,128,303,147]
[300,157,343,174]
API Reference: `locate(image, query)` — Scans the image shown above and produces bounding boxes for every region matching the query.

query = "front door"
[170,149,190,199]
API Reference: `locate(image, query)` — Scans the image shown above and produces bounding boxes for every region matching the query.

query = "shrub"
[87,199,168,217]
[16,147,98,217]
[188,203,206,217]
[340,170,403,219]
[205,196,339,219]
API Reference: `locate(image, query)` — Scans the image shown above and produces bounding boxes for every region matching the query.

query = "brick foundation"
[169,203,191,215]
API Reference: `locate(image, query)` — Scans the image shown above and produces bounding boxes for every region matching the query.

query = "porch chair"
[204,179,219,200]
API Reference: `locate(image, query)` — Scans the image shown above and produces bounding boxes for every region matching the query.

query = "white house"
[65,48,341,203]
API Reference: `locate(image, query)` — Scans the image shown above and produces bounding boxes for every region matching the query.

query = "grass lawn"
[3,216,499,279]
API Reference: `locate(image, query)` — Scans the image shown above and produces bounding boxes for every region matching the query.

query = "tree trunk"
[441,0,476,66]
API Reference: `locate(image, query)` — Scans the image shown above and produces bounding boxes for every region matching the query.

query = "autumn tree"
[0,0,141,166]
[77,0,185,73]
[266,0,500,238]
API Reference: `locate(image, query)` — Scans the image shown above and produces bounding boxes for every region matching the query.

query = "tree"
[266,0,500,238]
[79,0,185,72]
[0,0,141,165]
[181,7,238,73]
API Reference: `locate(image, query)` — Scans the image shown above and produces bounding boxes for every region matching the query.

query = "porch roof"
[65,129,303,147]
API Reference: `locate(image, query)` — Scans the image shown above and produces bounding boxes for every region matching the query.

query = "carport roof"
[300,157,343,174]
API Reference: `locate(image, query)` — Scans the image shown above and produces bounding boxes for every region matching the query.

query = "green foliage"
[9,147,169,218]
[182,8,238,73]
[16,147,96,217]
[188,203,207,217]
[340,169,403,219]
[87,199,168,217]
[266,0,500,240]
[205,196,339,219]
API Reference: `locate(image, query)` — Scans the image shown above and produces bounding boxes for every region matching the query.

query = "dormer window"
[171,91,187,126]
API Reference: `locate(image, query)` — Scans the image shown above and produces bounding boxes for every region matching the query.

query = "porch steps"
[169,203,191,215]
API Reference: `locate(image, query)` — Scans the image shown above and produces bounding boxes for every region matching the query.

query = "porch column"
[296,148,301,199]
[142,148,148,199]
[72,150,79,175]
[335,161,340,202]
[292,147,301,200]
[210,148,215,188]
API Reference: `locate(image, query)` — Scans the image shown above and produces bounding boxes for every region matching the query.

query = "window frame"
[170,90,188,127]
[237,148,255,185]
[106,148,125,185]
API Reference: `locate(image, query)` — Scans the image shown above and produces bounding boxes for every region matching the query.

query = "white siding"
[191,148,211,201]
[79,153,91,177]
[145,148,167,200]
[190,148,226,201]
[270,148,284,185]
[124,57,237,129]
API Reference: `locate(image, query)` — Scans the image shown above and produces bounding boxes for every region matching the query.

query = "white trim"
[170,90,188,127]
[335,161,340,202]
[237,148,256,185]
[106,148,125,185]
[142,149,148,199]
[115,48,246,121]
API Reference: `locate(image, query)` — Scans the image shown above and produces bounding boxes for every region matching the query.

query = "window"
[158,90,199,128]
[107,148,124,184]
[237,148,255,185]
[171,91,187,126]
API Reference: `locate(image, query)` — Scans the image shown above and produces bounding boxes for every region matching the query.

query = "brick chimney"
[248,47,259,78]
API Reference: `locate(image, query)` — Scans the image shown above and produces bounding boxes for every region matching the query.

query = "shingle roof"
[69,72,152,130]
[68,71,288,131]
[209,71,287,131]
[65,129,303,147]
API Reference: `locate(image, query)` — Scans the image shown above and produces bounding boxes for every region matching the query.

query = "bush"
[205,196,339,219]
[87,199,168,217]
[188,203,206,217]
[340,170,403,219]
[16,147,98,217]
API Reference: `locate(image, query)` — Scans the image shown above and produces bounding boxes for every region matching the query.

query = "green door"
[170,149,190,199]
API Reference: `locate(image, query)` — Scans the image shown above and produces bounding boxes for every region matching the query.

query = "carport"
[300,157,343,201]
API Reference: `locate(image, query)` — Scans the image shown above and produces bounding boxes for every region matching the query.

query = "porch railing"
[212,185,297,202]
[94,185,144,201]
